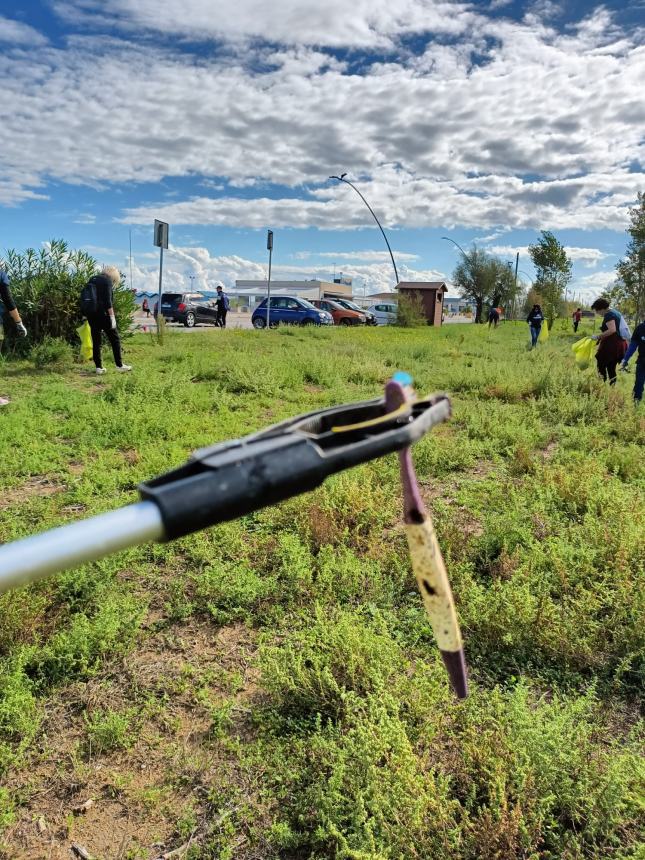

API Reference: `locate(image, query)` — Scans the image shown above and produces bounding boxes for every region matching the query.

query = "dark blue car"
[252,295,333,329]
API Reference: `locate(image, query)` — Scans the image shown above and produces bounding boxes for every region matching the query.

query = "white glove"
[16,321,27,337]
[110,316,117,330]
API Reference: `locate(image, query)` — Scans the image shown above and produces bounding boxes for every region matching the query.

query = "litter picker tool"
[0,380,467,696]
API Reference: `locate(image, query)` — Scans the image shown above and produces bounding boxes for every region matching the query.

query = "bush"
[32,336,74,369]
[397,293,427,327]
[1,239,136,355]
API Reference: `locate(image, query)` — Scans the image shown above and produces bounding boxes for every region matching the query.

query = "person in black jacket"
[86,266,131,374]
[526,304,544,348]
[0,268,28,405]
[621,319,645,401]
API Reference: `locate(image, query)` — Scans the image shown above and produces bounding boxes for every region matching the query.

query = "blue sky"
[1,0,643,298]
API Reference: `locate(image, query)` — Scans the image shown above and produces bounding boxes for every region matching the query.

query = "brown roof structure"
[396,281,448,291]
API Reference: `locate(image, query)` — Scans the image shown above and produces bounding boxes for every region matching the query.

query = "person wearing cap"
[86,265,131,374]
[215,285,230,328]
[0,268,27,405]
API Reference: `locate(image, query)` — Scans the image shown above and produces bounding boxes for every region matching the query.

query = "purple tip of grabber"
[440,649,469,700]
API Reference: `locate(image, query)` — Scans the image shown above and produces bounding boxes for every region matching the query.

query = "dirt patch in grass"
[1,617,259,860]
[0,477,66,510]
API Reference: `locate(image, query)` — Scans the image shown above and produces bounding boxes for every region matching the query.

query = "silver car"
[366,303,397,325]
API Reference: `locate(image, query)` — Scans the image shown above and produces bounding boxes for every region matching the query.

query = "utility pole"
[129,229,134,294]
[266,230,273,330]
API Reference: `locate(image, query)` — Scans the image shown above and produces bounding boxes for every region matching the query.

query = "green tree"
[527,231,572,327]
[607,192,645,322]
[452,247,520,323]
[1,239,136,355]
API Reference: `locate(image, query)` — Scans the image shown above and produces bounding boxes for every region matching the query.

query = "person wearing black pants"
[215,284,229,329]
[621,320,645,402]
[86,266,131,374]
[591,297,625,386]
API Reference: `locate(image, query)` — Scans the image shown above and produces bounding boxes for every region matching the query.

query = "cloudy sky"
[1,0,643,297]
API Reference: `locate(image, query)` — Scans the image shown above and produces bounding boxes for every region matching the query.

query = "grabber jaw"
[385,372,469,700]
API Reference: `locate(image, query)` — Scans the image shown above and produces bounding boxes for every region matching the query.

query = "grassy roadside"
[0,322,643,859]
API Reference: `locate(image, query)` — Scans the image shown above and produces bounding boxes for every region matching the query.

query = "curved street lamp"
[329,174,399,286]
[441,236,470,259]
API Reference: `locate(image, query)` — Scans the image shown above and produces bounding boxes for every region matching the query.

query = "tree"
[451,247,520,323]
[528,231,572,327]
[607,192,645,322]
[1,239,136,355]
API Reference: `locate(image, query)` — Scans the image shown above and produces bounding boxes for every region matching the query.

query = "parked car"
[333,298,377,325]
[311,299,366,326]
[159,292,218,327]
[251,295,333,329]
[366,303,398,325]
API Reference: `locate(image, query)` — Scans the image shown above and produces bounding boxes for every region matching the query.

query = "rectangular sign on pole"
[154,220,169,249]
[267,230,273,251]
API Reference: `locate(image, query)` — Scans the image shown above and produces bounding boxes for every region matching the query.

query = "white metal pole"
[157,245,164,329]
[266,230,273,330]
[0,502,164,594]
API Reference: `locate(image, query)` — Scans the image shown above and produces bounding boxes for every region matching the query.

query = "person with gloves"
[621,319,645,402]
[590,297,626,386]
[84,265,131,374]
[0,267,28,405]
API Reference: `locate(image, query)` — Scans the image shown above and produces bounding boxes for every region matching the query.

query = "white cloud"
[0,2,642,239]
[294,250,420,262]
[52,0,475,48]
[117,244,445,295]
[0,16,48,45]
[488,244,614,266]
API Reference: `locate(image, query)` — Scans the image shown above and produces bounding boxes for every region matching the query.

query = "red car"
[311,299,366,326]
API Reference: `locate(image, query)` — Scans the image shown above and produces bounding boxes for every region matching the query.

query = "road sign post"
[154,220,169,329]
[266,230,273,330]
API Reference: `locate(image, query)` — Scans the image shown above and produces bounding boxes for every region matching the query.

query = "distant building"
[234,279,353,306]
[396,281,448,326]
[444,296,475,315]
[366,292,398,303]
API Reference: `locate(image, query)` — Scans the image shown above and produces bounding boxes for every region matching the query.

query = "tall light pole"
[329,174,399,286]
[442,237,479,322]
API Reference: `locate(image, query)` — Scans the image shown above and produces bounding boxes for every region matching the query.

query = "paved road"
[132,312,254,331]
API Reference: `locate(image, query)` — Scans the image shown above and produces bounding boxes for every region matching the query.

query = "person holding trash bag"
[590,297,626,386]
[215,284,230,328]
[0,267,28,405]
[621,319,645,402]
[81,265,131,375]
[526,304,544,348]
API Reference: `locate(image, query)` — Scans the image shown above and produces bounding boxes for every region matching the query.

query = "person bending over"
[85,266,131,374]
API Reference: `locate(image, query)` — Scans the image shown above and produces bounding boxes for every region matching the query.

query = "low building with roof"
[396,281,448,326]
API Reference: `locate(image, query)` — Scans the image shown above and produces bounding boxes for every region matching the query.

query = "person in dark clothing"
[487,306,500,328]
[572,307,582,333]
[590,297,625,386]
[0,269,28,339]
[621,320,645,402]
[0,268,28,405]
[215,285,230,328]
[85,266,131,374]
[142,297,150,318]
[526,304,544,348]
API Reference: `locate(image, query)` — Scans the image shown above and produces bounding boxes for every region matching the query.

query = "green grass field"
[0,322,643,859]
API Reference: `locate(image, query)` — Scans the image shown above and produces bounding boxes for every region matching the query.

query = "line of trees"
[451,231,572,326]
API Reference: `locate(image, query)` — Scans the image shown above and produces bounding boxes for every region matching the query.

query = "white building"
[234,279,353,307]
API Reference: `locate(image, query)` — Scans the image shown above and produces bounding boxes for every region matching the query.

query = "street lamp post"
[329,175,399,286]
[266,230,273,330]
[442,237,479,322]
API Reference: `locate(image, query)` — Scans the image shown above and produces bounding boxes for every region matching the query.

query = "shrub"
[1,239,136,355]
[397,293,427,327]
[32,336,74,369]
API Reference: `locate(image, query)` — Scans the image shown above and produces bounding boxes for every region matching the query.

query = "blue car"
[252,295,333,329]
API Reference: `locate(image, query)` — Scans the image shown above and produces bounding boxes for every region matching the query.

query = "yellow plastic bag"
[571,336,596,369]
[538,320,549,342]
[77,321,93,362]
